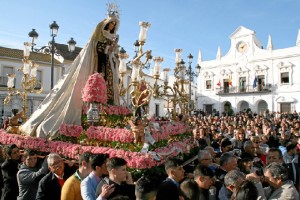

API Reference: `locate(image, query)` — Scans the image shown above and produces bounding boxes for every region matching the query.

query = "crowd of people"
[0,110,300,200]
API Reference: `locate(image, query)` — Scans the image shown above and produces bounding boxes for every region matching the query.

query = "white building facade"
[197,26,300,114]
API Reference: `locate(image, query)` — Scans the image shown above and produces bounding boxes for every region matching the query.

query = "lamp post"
[185,53,201,115]
[28,21,76,89]
[187,53,193,115]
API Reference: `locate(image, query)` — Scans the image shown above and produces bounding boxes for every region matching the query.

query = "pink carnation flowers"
[82,73,107,104]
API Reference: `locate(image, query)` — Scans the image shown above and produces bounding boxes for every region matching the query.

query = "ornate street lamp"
[28,21,76,89]
[187,53,193,115]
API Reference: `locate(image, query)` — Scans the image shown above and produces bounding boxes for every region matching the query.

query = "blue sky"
[1,0,300,72]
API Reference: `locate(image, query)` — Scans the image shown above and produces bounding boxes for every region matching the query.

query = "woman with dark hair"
[231,180,258,200]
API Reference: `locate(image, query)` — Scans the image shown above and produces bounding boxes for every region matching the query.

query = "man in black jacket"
[156,158,185,200]
[36,153,72,200]
[96,157,135,200]
[194,164,215,200]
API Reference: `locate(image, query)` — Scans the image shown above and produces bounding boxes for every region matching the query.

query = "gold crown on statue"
[106,3,120,20]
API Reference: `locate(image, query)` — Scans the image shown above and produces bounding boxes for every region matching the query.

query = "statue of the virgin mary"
[20,4,120,139]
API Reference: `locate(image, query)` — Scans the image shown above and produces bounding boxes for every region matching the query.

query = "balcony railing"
[216,84,272,95]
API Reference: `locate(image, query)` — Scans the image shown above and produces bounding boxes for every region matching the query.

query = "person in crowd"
[231,129,246,149]
[215,152,238,188]
[156,157,185,200]
[267,148,284,164]
[240,140,255,160]
[36,153,67,200]
[0,144,5,198]
[193,164,215,200]
[225,124,235,139]
[204,146,217,159]
[251,135,267,165]
[80,153,110,200]
[220,138,233,153]
[283,142,298,164]
[231,180,258,200]
[268,130,280,148]
[267,147,299,192]
[263,162,299,199]
[180,179,200,200]
[197,150,212,167]
[218,170,245,200]
[1,144,21,200]
[135,176,157,200]
[0,145,5,164]
[193,126,209,149]
[96,157,135,200]
[17,149,49,200]
[61,152,93,200]
[238,158,252,174]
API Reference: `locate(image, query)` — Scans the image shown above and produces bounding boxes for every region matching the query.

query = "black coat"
[284,163,300,191]
[35,172,63,200]
[1,159,19,200]
[156,178,180,200]
[97,178,136,200]
[35,163,76,200]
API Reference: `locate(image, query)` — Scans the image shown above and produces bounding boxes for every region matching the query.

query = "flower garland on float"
[0,129,195,169]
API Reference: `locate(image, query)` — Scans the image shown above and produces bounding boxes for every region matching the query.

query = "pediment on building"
[277,61,294,69]
[236,67,249,73]
[203,71,215,78]
[230,26,255,40]
[254,65,268,71]
[220,69,232,76]
[229,26,262,49]
[276,96,295,103]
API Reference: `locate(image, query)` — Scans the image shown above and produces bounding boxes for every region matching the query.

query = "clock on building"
[236,41,248,53]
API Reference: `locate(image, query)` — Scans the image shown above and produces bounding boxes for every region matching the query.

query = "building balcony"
[0,76,9,88]
[216,84,272,96]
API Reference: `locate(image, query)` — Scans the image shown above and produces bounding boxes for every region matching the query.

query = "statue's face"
[108,21,116,31]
